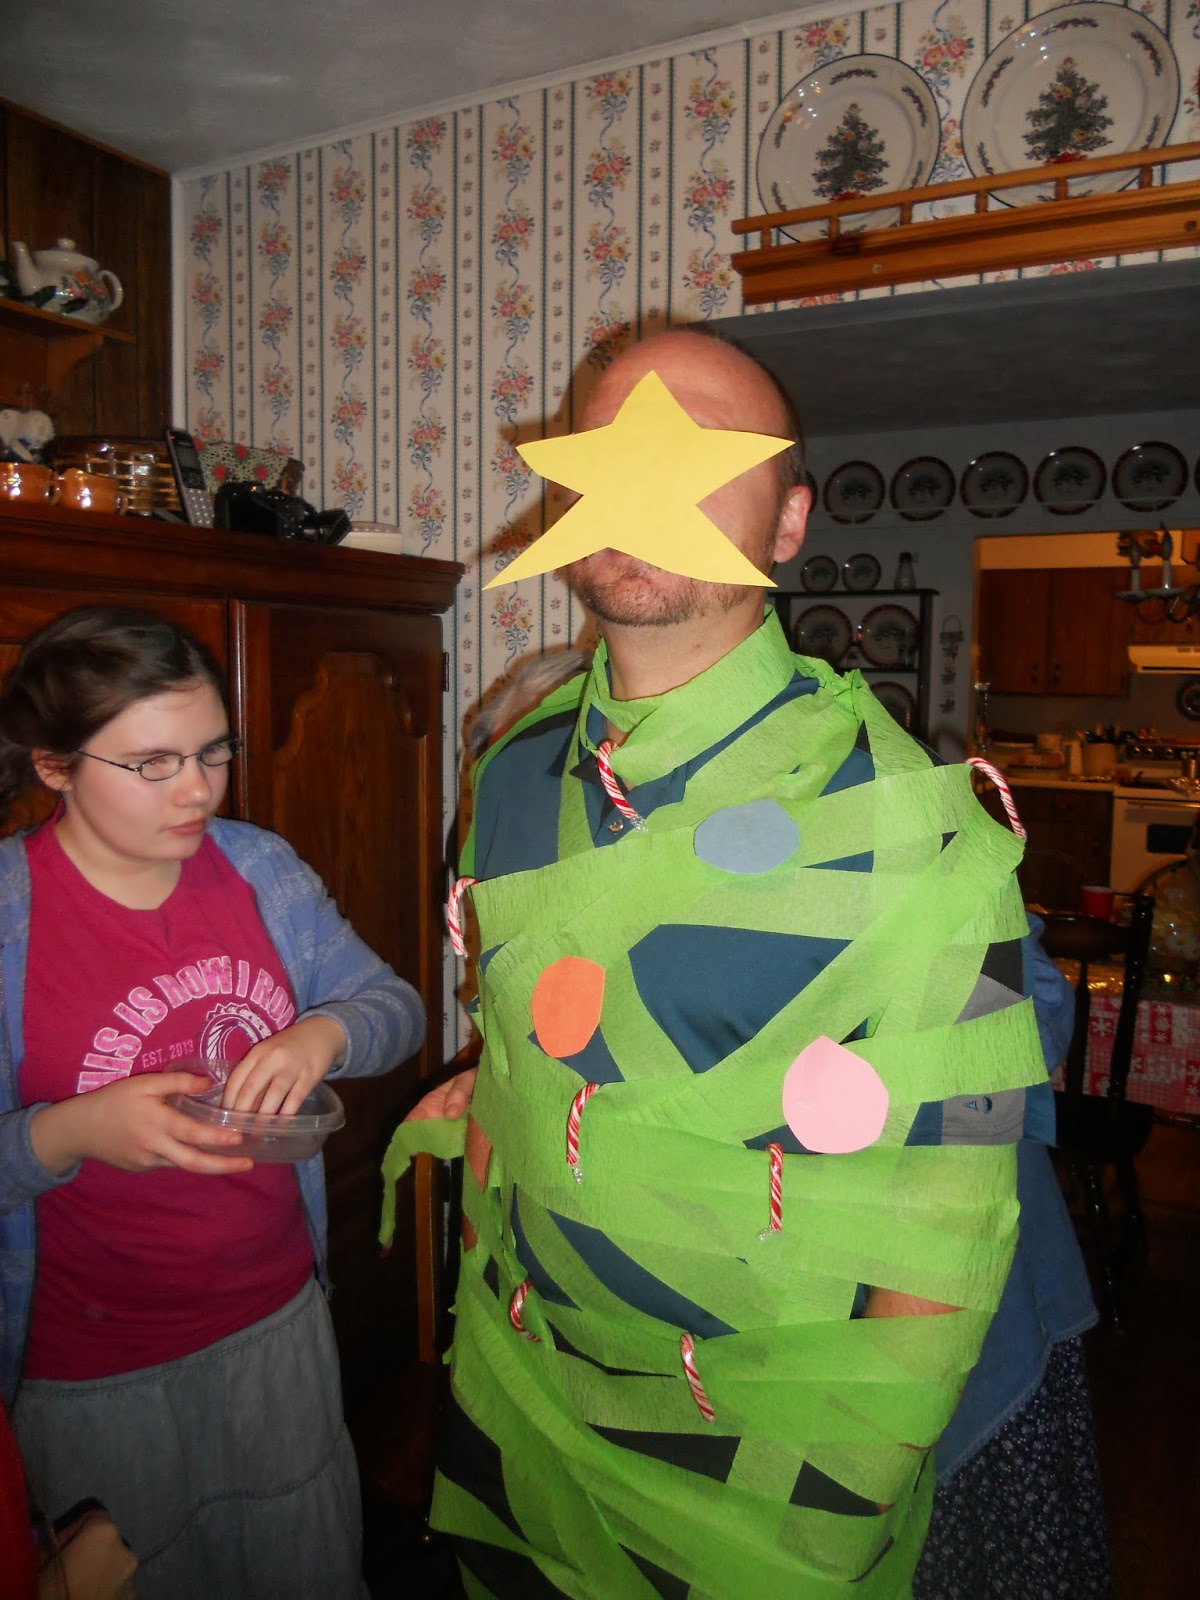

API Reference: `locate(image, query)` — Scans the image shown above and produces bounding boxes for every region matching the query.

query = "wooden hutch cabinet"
[0,503,461,1414]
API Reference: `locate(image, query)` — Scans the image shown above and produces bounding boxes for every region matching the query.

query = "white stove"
[1109,743,1200,891]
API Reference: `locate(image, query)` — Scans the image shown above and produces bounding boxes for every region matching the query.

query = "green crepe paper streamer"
[440,1269,941,1596]
[423,614,1045,1593]
[378,1113,466,1250]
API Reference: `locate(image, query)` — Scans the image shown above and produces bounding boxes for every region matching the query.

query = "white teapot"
[9,238,123,325]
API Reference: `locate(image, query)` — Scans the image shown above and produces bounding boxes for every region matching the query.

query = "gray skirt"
[14,1274,366,1600]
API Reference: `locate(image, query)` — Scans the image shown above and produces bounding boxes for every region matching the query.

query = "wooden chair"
[1038,896,1156,1325]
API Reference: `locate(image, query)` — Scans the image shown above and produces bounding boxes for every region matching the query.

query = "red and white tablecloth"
[1052,989,1200,1118]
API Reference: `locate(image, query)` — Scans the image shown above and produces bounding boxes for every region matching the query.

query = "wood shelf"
[730,141,1200,304]
[0,295,134,409]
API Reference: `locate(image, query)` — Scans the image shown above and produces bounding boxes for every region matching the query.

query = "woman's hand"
[404,1067,477,1123]
[220,1014,348,1115]
[30,1073,252,1178]
[39,1506,138,1600]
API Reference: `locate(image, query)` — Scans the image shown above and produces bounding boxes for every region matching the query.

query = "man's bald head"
[583,328,805,494]
[568,327,810,631]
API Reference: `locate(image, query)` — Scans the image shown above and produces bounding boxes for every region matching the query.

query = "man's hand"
[30,1074,252,1178]
[220,1014,348,1115]
[403,1070,487,1250]
[404,1067,477,1122]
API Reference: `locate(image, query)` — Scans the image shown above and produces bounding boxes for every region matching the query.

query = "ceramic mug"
[1081,741,1117,779]
[51,468,128,515]
[0,461,56,503]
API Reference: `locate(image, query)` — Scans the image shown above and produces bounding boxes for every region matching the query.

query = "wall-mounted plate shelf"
[731,142,1200,304]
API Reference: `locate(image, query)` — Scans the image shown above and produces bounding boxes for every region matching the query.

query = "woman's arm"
[1,1075,251,1213]
[247,834,427,1080]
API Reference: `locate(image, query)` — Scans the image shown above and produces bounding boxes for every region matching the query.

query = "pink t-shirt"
[20,824,314,1379]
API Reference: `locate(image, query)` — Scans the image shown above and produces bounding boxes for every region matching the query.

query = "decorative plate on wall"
[1112,441,1188,512]
[842,552,882,592]
[1033,446,1107,515]
[757,55,940,242]
[962,3,1179,208]
[792,604,854,667]
[872,680,917,730]
[800,553,839,592]
[960,451,1029,518]
[859,604,920,669]
[890,456,955,520]
[823,460,886,524]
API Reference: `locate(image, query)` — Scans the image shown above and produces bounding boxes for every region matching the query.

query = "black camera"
[214,481,350,545]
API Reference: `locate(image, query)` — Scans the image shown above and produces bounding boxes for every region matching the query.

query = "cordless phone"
[164,427,215,526]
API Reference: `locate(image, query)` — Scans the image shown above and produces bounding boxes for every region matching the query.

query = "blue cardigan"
[0,817,426,1406]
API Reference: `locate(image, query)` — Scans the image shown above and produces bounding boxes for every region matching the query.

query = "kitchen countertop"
[999,772,1116,791]
[976,769,1200,802]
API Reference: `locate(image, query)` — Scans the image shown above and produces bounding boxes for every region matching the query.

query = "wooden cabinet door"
[977,569,1051,693]
[0,591,228,837]
[231,600,444,1406]
[1045,568,1131,697]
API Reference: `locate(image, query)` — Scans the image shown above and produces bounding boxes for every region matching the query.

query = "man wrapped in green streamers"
[385,330,1108,1598]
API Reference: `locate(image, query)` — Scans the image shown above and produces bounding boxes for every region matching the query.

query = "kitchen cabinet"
[977,567,1131,696]
[980,783,1111,910]
[0,502,462,1415]
[0,99,169,433]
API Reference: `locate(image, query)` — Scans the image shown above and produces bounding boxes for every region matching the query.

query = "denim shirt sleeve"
[1025,911,1074,1073]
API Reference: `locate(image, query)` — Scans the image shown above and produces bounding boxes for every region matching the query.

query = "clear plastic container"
[171,1079,345,1163]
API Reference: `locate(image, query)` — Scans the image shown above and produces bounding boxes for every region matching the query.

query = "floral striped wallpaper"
[179,0,1200,1043]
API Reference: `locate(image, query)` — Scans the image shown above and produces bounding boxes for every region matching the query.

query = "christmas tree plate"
[962,3,1179,208]
[960,452,1029,518]
[859,605,920,670]
[890,456,955,521]
[1112,441,1188,512]
[871,680,917,731]
[791,604,854,667]
[823,460,886,524]
[1033,446,1107,515]
[757,55,940,242]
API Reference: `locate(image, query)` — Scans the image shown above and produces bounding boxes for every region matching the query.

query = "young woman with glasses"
[0,605,425,1597]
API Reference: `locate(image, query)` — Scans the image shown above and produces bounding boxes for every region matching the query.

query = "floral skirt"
[915,1336,1114,1600]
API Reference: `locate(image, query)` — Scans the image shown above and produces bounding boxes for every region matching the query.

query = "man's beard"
[568,554,755,627]
[565,486,789,628]
[568,524,778,628]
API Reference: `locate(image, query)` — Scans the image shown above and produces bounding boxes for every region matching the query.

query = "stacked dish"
[48,436,181,517]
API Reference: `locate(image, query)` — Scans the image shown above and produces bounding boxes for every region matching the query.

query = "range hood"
[1128,644,1200,673]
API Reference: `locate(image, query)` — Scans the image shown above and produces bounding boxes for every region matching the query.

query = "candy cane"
[566,1082,600,1182]
[509,1278,539,1342]
[967,757,1027,841]
[757,1142,783,1239]
[446,875,478,957]
[680,1332,716,1423]
[596,740,646,831]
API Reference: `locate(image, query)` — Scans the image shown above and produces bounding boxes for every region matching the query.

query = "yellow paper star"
[483,370,791,589]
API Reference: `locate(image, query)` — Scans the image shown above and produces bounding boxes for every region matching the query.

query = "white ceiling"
[1,0,807,174]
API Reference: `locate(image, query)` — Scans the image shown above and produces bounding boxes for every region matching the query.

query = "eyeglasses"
[74,735,241,782]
